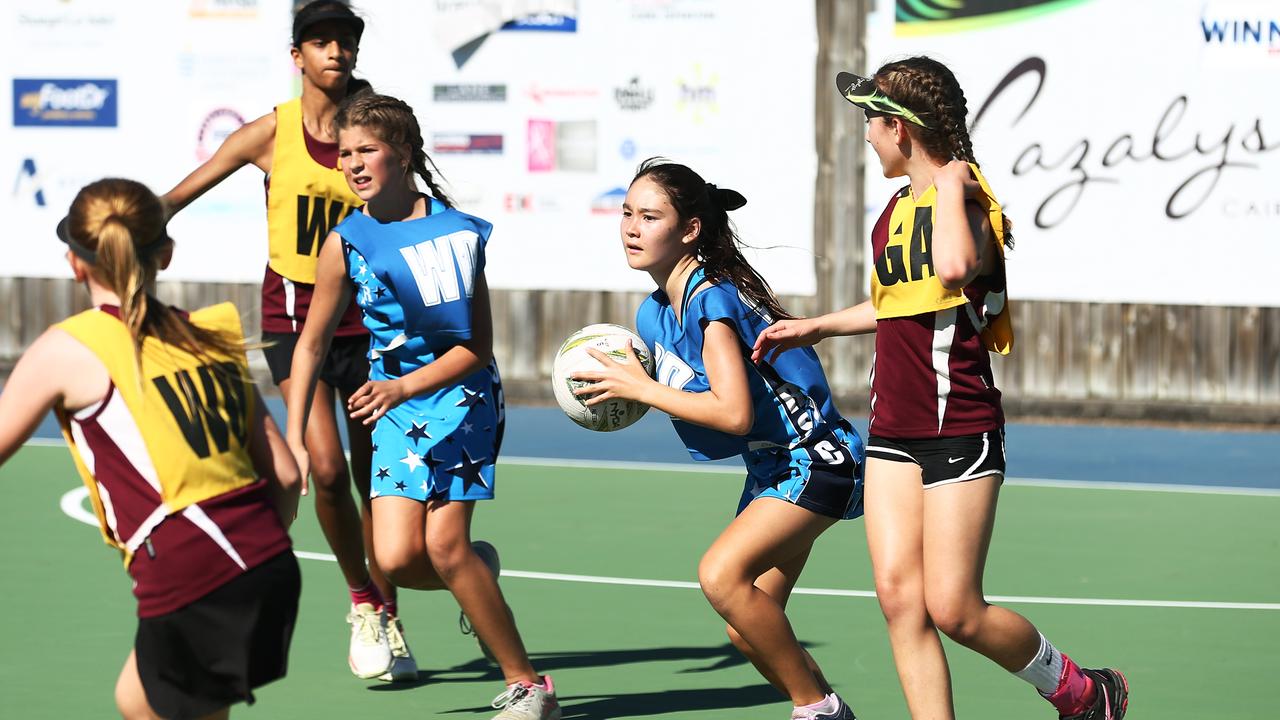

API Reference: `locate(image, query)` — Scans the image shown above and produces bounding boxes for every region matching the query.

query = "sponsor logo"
[189,0,260,18]
[675,66,718,124]
[432,133,504,154]
[615,77,655,111]
[591,187,627,215]
[1200,8,1280,57]
[619,138,638,161]
[501,12,577,32]
[527,84,599,104]
[527,119,597,172]
[502,193,562,213]
[433,84,507,102]
[13,158,46,207]
[947,456,965,464]
[894,0,1093,35]
[629,0,716,22]
[13,79,118,127]
[196,108,246,161]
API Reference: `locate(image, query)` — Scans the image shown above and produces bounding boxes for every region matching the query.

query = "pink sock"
[1043,654,1095,717]
[382,598,398,619]
[349,581,384,609]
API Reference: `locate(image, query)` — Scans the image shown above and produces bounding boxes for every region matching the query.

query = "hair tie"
[704,182,747,212]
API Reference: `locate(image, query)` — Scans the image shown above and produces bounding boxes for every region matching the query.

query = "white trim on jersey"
[181,504,249,570]
[94,390,162,494]
[125,503,172,554]
[931,308,958,434]
[283,277,298,332]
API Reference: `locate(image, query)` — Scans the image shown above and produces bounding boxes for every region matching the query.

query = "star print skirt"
[368,363,504,503]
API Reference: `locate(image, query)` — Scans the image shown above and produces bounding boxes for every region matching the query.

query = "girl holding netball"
[0,178,301,719]
[161,1,411,680]
[754,57,1128,720]
[573,158,864,720]
[284,92,559,720]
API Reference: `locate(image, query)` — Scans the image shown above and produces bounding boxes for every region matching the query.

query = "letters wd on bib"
[866,0,1280,308]
[2,0,819,295]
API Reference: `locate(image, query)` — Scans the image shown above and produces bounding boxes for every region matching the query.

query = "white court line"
[25,438,1280,497]
[60,487,1280,612]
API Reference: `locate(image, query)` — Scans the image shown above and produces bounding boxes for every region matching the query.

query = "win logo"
[1201,17,1280,47]
[13,79,118,127]
[13,158,45,207]
[152,362,250,459]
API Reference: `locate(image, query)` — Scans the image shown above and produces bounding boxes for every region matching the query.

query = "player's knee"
[424,537,469,583]
[873,570,925,624]
[374,543,419,585]
[925,593,983,645]
[697,553,744,611]
[308,456,350,493]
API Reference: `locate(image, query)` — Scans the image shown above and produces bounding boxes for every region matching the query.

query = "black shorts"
[261,331,369,396]
[135,552,301,719]
[866,430,1005,488]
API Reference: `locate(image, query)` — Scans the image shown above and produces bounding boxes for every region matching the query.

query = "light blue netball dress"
[636,267,865,519]
[334,197,504,502]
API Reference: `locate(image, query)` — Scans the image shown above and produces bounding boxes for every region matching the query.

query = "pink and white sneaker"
[490,675,561,720]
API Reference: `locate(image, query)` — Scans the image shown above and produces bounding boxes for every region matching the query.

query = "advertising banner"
[2,0,818,294]
[865,0,1280,307]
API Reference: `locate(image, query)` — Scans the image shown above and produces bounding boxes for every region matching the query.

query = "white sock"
[1013,633,1064,695]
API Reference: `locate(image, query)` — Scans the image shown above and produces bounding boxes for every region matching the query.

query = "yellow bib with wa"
[870,164,1014,355]
[55,303,259,565]
[266,98,362,284]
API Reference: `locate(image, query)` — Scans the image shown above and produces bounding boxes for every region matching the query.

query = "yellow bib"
[871,164,1014,355]
[55,303,259,565]
[266,98,362,284]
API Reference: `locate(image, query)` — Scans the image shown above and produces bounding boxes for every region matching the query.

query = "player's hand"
[287,437,311,497]
[752,317,823,364]
[571,341,653,406]
[348,379,408,425]
[934,159,981,198]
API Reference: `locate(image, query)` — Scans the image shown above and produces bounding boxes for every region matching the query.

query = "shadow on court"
[438,684,781,718]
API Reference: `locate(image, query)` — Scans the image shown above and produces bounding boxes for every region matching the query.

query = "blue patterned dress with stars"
[333,197,504,503]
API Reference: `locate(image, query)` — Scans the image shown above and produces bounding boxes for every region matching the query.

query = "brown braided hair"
[333,93,454,208]
[632,158,791,321]
[873,56,1015,247]
[65,178,248,372]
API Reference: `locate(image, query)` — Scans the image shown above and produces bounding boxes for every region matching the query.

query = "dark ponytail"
[334,92,455,208]
[874,56,1015,248]
[632,157,791,321]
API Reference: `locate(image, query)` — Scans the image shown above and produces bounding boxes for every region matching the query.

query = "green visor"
[835,71,930,128]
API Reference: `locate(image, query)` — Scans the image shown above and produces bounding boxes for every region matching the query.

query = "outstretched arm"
[573,320,754,436]
[751,300,876,364]
[161,112,276,218]
[347,274,495,425]
[0,328,102,466]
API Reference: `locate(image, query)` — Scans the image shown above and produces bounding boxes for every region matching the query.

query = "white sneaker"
[791,693,856,720]
[490,675,561,720]
[346,602,392,679]
[461,540,505,663]
[378,616,418,682]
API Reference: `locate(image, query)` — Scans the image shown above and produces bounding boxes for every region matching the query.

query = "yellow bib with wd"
[55,303,259,565]
[871,164,1014,355]
[266,98,362,284]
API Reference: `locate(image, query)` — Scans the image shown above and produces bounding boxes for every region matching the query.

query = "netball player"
[753,58,1128,720]
[0,178,301,719]
[572,159,864,720]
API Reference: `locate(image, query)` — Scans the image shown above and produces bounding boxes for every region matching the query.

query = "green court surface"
[2,443,1277,719]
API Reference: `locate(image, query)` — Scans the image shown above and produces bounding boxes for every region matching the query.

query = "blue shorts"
[368,395,503,503]
[737,422,865,520]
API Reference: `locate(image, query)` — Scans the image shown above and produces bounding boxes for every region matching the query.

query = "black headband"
[56,216,171,265]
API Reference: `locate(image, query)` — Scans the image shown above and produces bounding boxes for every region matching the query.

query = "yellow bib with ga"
[266,98,362,284]
[55,303,259,566]
[870,163,1014,355]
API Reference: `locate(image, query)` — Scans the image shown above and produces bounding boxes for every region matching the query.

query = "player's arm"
[0,328,99,465]
[161,111,276,219]
[574,320,754,436]
[348,274,494,424]
[932,159,992,290]
[284,232,351,484]
[246,386,301,527]
[751,300,876,364]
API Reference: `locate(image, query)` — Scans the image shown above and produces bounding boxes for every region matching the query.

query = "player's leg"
[723,547,834,697]
[698,497,835,708]
[115,651,161,720]
[864,455,955,719]
[921,457,1126,719]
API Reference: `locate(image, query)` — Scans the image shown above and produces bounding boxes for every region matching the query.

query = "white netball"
[551,323,655,432]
